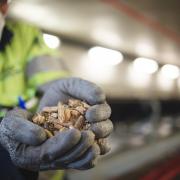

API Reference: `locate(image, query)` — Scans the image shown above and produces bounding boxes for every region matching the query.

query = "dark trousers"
[0,144,38,180]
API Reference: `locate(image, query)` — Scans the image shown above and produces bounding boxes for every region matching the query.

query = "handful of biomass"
[32,99,91,138]
[32,99,110,155]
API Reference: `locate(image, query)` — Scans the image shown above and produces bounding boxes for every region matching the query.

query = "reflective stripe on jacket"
[0,20,69,106]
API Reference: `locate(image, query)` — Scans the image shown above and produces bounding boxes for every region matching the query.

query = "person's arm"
[24,23,70,94]
[0,78,112,172]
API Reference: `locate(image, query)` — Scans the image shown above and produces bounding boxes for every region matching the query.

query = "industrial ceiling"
[8,0,180,99]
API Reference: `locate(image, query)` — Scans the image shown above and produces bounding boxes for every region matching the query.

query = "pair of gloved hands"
[0,78,113,171]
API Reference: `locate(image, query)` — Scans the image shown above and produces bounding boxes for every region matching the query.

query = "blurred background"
[8,0,180,179]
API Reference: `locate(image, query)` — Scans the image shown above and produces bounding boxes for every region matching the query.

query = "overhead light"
[80,55,115,84]
[43,33,61,49]
[160,64,180,79]
[133,57,159,74]
[127,64,151,88]
[88,46,123,66]
[157,74,174,91]
[135,38,156,57]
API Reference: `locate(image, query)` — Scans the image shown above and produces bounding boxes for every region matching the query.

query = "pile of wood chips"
[32,99,110,155]
[32,99,91,138]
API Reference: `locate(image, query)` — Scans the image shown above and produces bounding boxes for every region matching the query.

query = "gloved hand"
[39,77,113,155]
[0,108,99,171]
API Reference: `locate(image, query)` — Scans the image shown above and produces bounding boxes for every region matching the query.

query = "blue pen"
[18,96,26,109]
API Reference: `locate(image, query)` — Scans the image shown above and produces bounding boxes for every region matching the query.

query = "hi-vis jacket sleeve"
[25,23,70,90]
[0,21,69,106]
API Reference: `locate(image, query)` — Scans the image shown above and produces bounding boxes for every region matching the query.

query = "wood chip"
[64,108,72,122]
[82,102,90,109]
[45,129,53,138]
[74,116,85,129]
[54,123,63,130]
[59,127,68,132]
[32,114,45,125]
[58,102,66,123]
[75,106,87,114]
[32,99,92,137]
[51,113,58,118]
[43,106,58,113]
[68,99,81,107]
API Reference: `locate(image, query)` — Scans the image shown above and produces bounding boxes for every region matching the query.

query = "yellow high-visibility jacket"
[0,20,68,107]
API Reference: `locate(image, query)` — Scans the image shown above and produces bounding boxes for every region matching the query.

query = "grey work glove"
[39,77,113,155]
[0,108,99,171]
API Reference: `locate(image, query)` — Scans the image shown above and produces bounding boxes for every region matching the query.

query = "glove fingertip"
[66,144,100,170]
[90,120,114,138]
[19,124,47,146]
[81,130,95,141]
[6,108,32,120]
[31,127,47,145]
[85,104,111,123]
[19,120,47,145]
[67,128,81,142]
[88,87,106,105]
[97,139,111,155]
